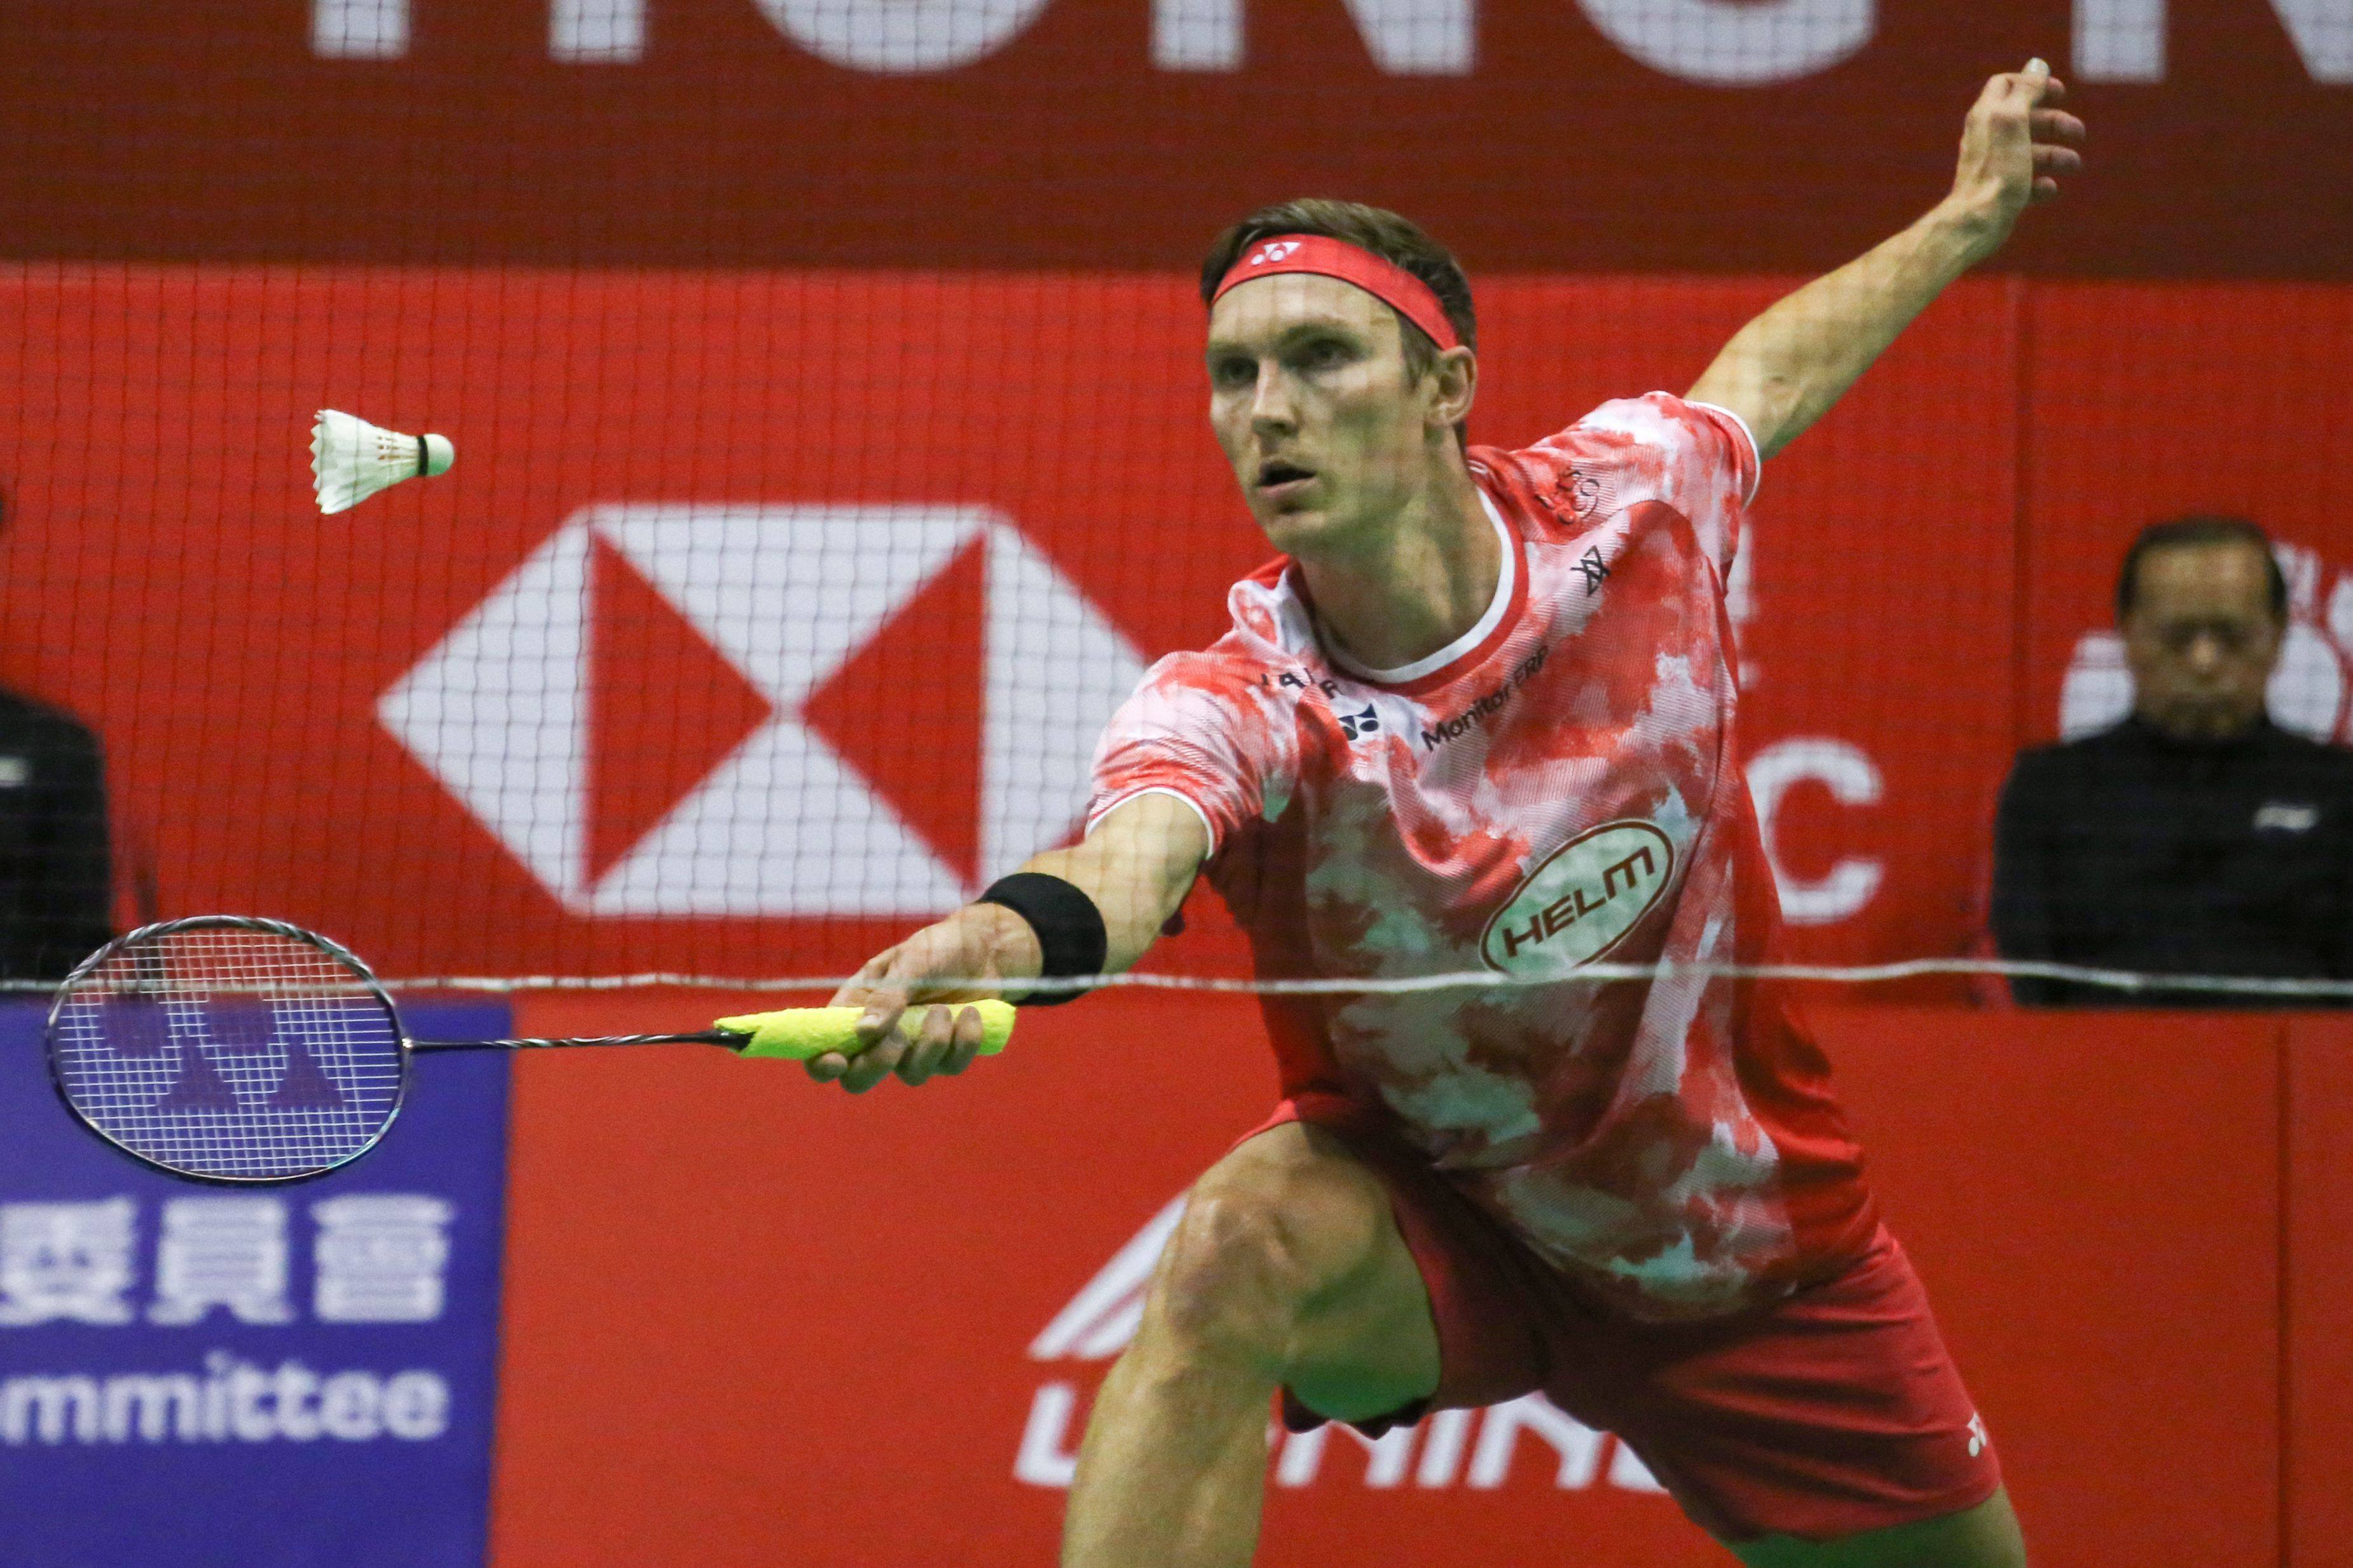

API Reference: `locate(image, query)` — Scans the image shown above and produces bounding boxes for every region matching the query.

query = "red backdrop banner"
[1,267,2347,985]
[1,1,2348,277]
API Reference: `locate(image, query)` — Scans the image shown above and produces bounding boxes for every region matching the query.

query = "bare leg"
[1060,1122,1441,1568]
[1732,1487,2028,1568]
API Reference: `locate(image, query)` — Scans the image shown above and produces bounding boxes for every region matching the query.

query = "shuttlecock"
[310,409,454,515]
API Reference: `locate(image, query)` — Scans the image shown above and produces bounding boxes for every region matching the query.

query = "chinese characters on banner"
[4,1193,453,1332]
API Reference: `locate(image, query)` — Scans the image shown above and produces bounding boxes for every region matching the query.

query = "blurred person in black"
[0,487,112,981]
[1994,515,2353,1006]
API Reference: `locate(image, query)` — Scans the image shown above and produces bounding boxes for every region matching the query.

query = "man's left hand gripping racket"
[44,916,1015,1185]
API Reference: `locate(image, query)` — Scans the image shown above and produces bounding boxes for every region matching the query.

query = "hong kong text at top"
[3,0,2346,277]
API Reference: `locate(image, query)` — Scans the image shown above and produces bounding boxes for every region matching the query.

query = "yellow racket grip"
[714,1000,1017,1062]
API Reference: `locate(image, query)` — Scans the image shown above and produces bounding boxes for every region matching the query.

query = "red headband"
[1212,234,1461,353]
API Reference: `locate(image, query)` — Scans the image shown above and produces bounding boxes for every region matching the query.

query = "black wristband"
[978,872,1108,1007]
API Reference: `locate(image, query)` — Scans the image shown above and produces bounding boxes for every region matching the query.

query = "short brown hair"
[1200,199,1476,383]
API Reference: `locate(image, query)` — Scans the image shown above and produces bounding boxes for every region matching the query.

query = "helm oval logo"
[1479,820,1676,976]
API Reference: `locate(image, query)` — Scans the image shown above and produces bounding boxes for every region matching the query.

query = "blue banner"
[0,999,509,1568]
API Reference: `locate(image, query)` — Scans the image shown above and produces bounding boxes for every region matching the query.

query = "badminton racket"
[43,915,1015,1185]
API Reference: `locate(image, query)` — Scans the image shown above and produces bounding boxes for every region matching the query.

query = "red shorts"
[1258,1096,2001,1545]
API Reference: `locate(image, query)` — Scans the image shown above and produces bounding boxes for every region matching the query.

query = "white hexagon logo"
[379,505,1145,917]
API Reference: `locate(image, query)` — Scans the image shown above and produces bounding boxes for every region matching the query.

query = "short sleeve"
[1523,392,1759,574]
[1086,653,1296,858]
[1680,398,1763,509]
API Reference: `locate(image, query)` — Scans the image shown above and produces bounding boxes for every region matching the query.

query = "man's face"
[1204,274,1456,554]
[2122,540,2284,742]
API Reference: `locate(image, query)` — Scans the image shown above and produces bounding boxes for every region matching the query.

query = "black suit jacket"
[0,687,113,981]
[1992,716,2353,1006]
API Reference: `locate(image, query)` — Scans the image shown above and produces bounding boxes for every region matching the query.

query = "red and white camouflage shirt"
[1088,393,1876,1321]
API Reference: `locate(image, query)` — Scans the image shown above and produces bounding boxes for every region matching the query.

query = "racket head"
[45,916,411,1184]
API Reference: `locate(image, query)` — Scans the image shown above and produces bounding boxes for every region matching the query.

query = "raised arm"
[1687,59,2085,460]
[810,791,1210,1091]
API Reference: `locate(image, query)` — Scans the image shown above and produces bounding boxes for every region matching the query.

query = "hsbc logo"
[1247,241,1303,266]
[380,504,1144,916]
[1013,1197,1669,1497]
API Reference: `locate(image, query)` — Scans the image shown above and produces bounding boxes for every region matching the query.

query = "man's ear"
[1427,346,1477,432]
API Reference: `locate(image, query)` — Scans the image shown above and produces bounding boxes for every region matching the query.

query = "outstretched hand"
[1949,58,2087,258]
[812,903,1039,1093]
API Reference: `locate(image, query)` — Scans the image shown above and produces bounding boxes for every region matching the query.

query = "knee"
[1146,1128,1393,1364]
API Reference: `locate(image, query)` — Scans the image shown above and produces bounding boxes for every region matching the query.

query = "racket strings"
[50,924,407,1181]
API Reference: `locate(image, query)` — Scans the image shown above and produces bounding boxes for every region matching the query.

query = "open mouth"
[1256,460,1317,496]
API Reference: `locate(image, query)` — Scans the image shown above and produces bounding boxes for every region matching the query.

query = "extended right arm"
[810,791,1211,1091]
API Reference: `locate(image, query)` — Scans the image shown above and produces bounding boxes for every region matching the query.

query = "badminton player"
[820,61,2083,1567]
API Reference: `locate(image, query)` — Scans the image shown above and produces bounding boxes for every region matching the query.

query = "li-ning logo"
[1338,704,1380,742]
[1479,821,1675,976]
[1249,241,1304,266]
[1015,1195,1674,1496]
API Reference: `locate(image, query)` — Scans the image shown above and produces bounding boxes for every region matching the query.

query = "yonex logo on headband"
[1213,233,1462,353]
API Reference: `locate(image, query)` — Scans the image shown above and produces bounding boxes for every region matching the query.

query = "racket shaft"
[409,1031,738,1052]
[413,1002,1018,1060]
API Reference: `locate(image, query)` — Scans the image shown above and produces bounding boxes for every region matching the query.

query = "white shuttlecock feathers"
[310,409,454,515]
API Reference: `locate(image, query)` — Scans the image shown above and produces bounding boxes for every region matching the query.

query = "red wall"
[2286,1016,2353,1568]
[490,993,2347,1567]
[2022,284,2353,739]
[4,1,2347,277]
[1,269,2345,988]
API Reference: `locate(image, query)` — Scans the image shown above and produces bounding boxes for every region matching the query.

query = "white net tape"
[235,959,2353,1002]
